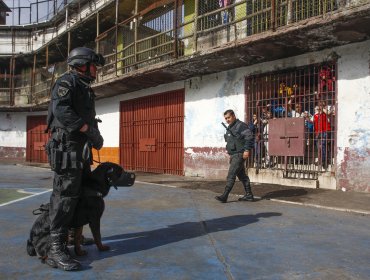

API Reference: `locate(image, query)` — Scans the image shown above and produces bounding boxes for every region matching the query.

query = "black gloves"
[84,126,104,150]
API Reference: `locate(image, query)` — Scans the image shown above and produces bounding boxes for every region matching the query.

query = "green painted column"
[184,0,195,55]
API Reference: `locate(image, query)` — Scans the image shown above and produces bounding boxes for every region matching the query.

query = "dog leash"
[94,149,101,164]
[83,141,102,165]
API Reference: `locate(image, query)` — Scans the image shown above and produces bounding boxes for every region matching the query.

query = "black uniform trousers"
[49,131,91,235]
[226,153,250,190]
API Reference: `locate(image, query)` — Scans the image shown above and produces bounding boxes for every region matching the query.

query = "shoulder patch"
[59,80,72,87]
[57,86,70,97]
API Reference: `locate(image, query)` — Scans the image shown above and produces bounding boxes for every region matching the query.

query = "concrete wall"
[183,40,370,192]
[336,41,370,192]
[0,111,46,161]
[1,40,369,192]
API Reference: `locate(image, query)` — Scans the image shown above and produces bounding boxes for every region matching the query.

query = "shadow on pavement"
[80,212,281,268]
[261,189,308,200]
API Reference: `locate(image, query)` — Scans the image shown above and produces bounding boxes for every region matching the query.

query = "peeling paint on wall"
[338,148,370,192]
[184,147,229,178]
[336,40,370,192]
[0,113,14,131]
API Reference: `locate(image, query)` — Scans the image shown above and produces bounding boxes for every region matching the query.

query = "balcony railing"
[0,0,343,107]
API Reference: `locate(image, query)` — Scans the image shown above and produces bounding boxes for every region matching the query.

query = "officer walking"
[215,109,255,203]
[45,47,105,270]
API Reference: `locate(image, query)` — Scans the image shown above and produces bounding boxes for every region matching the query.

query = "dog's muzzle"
[112,172,136,189]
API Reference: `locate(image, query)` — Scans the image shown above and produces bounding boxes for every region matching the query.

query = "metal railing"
[1,0,342,106]
[3,0,74,26]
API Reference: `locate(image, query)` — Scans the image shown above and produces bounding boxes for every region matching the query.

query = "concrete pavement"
[0,163,369,279]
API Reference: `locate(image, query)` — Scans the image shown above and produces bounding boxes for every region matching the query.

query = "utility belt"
[45,128,87,172]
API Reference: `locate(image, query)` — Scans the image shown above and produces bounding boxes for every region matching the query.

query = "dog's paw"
[98,244,110,251]
[74,247,87,256]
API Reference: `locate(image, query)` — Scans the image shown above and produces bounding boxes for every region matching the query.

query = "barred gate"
[245,63,336,179]
[120,89,185,175]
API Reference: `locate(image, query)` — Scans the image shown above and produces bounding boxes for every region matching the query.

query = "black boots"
[215,187,231,203]
[46,233,81,271]
[238,181,254,202]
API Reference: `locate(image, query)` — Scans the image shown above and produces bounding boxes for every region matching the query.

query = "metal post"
[31,53,36,104]
[287,0,293,24]
[36,0,39,23]
[96,12,100,82]
[9,57,13,106]
[173,0,178,58]
[271,0,276,31]
[46,45,49,68]
[67,31,71,54]
[193,0,198,53]
[134,0,139,66]
[11,56,15,106]
[65,6,68,28]
[115,0,119,76]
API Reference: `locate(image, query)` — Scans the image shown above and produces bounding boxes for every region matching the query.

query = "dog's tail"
[26,239,36,256]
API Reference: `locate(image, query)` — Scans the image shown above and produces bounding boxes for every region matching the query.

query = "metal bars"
[120,89,185,175]
[245,62,337,177]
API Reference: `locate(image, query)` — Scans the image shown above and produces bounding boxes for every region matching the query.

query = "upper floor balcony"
[1,0,370,111]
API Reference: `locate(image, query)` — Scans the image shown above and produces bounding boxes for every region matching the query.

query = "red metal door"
[26,115,48,163]
[120,89,184,175]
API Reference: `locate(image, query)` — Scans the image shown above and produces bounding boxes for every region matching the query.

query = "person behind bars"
[44,47,105,271]
[215,109,255,203]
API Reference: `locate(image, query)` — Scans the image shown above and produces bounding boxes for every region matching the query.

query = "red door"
[120,89,184,175]
[26,115,48,163]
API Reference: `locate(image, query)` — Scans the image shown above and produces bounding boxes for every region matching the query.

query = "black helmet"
[67,47,105,67]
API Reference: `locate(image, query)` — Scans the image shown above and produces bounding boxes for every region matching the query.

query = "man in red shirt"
[312,102,331,169]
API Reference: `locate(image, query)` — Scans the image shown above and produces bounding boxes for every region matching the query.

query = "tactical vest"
[224,130,246,154]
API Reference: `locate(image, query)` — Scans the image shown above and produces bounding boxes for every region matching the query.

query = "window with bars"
[245,63,336,176]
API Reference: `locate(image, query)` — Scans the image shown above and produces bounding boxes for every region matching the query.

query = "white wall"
[2,39,370,191]
[336,40,370,191]
[0,111,46,148]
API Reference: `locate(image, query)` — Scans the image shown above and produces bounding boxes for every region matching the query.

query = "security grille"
[245,62,336,179]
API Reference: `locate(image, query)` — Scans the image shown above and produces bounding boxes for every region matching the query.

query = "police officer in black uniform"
[215,109,255,203]
[45,47,105,271]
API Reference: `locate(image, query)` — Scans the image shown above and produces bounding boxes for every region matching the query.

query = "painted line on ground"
[0,189,52,207]
[266,198,370,215]
[136,180,180,188]
[137,180,370,216]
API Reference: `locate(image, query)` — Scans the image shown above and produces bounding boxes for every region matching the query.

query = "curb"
[137,180,370,216]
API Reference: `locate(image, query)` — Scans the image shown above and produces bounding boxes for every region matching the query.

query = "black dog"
[27,162,135,260]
